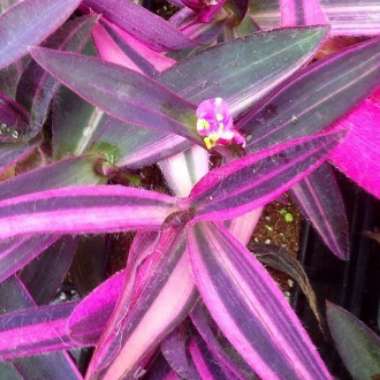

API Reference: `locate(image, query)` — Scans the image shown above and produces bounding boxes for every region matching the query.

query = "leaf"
[84,0,195,52]
[30,48,199,143]
[253,244,322,327]
[145,354,180,380]
[85,228,197,380]
[326,302,380,380]
[240,36,380,153]
[188,132,342,221]
[160,26,328,116]
[188,222,332,379]
[0,276,82,379]
[279,0,327,26]
[0,185,177,239]
[0,143,36,175]
[329,89,380,199]
[15,15,97,138]
[291,164,349,259]
[0,91,29,142]
[0,0,82,70]
[190,303,256,380]
[20,237,78,304]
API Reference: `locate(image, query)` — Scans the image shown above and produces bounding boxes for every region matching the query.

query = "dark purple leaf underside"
[30,48,199,143]
[189,132,342,221]
[16,15,97,138]
[188,222,331,379]
[240,36,380,153]
[291,163,350,259]
[84,0,195,52]
[0,0,82,70]
[0,185,177,239]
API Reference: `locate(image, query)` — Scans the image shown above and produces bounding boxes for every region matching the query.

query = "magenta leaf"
[190,303,256,380]
[240,36,380,153]
[84,0,196,52]
[279,0,327,26]
[0,300,79,359]
[16,15,97,138]
[0,0,82,70]
[0,276,82,379]
[291,164,350,259]
[0,185,177,239]
[329,89,380,199]
[30,48,200,143]
[0,90,29,142]
[188,132,342,221]
[86,228,197,380]
[188,222,332,379]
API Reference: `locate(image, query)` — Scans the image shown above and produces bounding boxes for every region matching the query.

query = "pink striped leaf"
[0,185,177,239]
[240,36,380,153]
[85,228,197,380]
[0,0,82,70]
[83,0,196,52]
[190,303,256,380]
[188,222,332,380]
[279,0,328,26]
[0,301,79,360]
[188,132,342,221]
[0,276,82,379]
[0,90,29,142]
[329,89,380,199]
[291,164,349,259]
[30,48,200,143]
[15,15,97,138]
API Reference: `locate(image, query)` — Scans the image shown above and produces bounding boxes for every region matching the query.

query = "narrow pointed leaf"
[0,0,81,70]
[0,91,29,142]
[15,15,97,138]
[291,164,349,259]
[188,222,331,379]
[326,302,380,380]
[189,132,342,221]
[160,27,328,116]
[86,228,197,380]
[20,237,78,304]
[240,36,380,152]
[0,277,82,379]
[84,0,195,52]
[0,301,79,359]
[329,89,380,199]
[0,185,177,239]
[279,0,327,26]
[30,48,199,143]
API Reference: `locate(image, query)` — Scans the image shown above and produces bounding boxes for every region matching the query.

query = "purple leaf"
[145,354,180,380]
[0,301,79,359]
[84,0,196,52]
[30,48,199,143]
[240,36,380,152]
[190,303,256,380]
[291,164,350,259]
[0,276,82,379]
[0,0,81,70]
[85,228,197,380]
[188,132,342,221]
[279,0,328,26]
[329,88,380,199]
[188,222,332,379]
[16,15,97,138]
[0,185,177,239]
[0,143,36,175]
[161,323,201,380]
[0,234,59,284]
[0,90,29,142]
[20,237,79,304]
